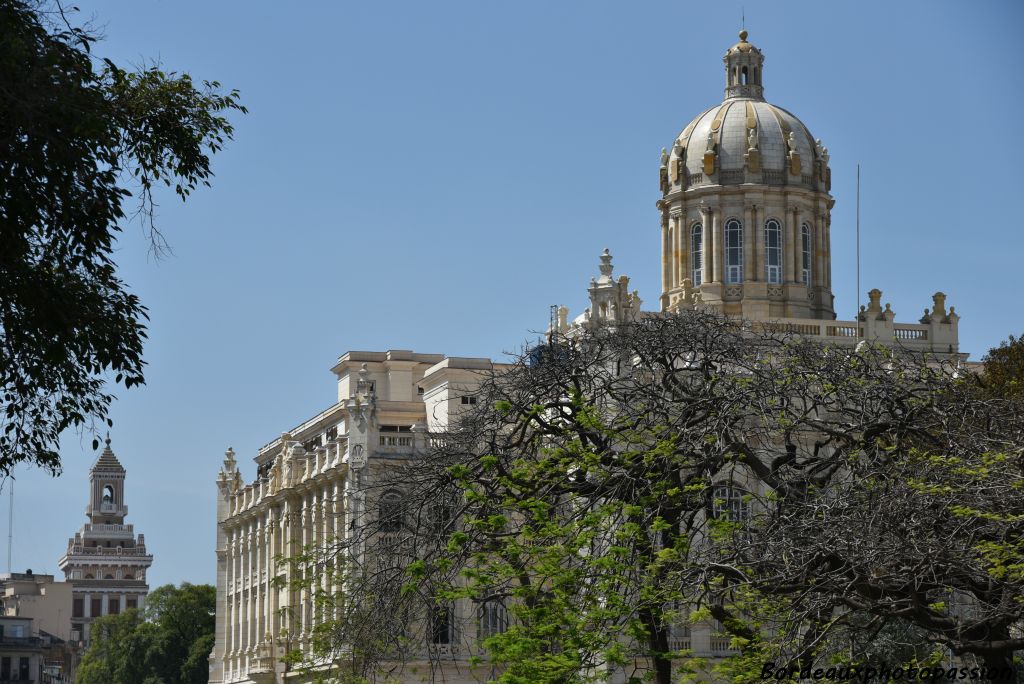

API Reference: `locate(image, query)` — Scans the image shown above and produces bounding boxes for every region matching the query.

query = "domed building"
[658,30,835,320]
[553,30,962,358]
[209,28,968,684]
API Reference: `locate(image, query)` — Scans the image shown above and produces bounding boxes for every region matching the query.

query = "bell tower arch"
[88,437,128,525]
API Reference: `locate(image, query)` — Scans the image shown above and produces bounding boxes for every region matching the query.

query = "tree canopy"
[982,333,1024,399]
[293,311,1023,683]
[76,583,215,684]
[0,0,244,474]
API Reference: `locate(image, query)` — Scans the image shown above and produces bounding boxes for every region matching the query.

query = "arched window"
[430,604,453,645]
[427,500,454,537]
[379,491,403,533]
[801,223,813,286]
[691,223,703,286]
[764,219,783,284]
[711,484,751,523]
[725,219,743,283]
[124,574,134,580]
[478,601,509,640]
[741,66,748,85]
[102,485,114,504]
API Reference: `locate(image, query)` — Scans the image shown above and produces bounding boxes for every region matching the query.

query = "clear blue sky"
[8,1,1022,588]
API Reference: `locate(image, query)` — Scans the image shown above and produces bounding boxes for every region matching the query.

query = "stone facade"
[57,440,153,645]
[210,351,503,684]
[210,29,967,684]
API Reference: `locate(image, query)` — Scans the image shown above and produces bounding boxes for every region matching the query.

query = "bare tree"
[296,310,1023,682]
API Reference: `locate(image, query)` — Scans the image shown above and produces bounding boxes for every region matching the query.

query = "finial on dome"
[599,249,614,278]
[739,29,748,42]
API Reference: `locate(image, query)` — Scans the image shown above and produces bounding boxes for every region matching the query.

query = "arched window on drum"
[801,223,813,286]
[725,219,743,284]
[691,223,703,286]
[764,219,782,284]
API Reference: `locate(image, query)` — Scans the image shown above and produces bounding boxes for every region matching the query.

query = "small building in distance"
[0,571,77,682]
[57,438,153,644]
[0,570,72,642]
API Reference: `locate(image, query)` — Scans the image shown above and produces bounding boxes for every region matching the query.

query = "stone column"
[784,204,797,283]
[673,213,684,287]
[752,204,763,281]
[230,533,238,656]
[240,530,248,654]
[793,208,804,285]
[812,215,822,290]
[84,592,92,618]
[824,214,832,288]
[327,485,337,600]
[707,208,721,283]
[302,497,312,635]
[743,204,755,282]
[254,523,263,645]
[661,215,670,298]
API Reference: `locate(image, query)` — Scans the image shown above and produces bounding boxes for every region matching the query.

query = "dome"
[662,31,830,194]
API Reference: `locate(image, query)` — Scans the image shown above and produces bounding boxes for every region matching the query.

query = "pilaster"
[743,204,755,282]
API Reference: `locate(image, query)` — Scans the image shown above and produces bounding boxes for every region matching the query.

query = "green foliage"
[0,0,244,474]
[75,583,216,684]
[75,609,151,684]
[982,333,1024,398]
[297,312,1024,681]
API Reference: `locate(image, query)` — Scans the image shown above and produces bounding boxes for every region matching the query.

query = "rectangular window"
[1,657,9,679]
[18,657,29,680]
[91,598,103,617]
[127,598,138,610]
[460,396,477,405]
[73,598,84,618]
[109,598,120,614]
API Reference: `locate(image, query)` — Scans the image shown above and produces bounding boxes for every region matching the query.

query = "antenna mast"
[7,479,12,573]
[856,163,861,334]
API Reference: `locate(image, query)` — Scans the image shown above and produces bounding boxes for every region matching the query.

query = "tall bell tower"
[58,438,154,644]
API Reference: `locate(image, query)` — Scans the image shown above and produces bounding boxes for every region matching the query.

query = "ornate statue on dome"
[706,130,715,152]
[747,127,758,151]
[815,138,830,164]
[786,131,797,152]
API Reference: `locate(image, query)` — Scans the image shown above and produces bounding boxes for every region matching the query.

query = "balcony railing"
[0,635,43,649]
[82,523,134,534]
[68,546,149,557]
[710,635,733,652]
[667,636,691,652]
